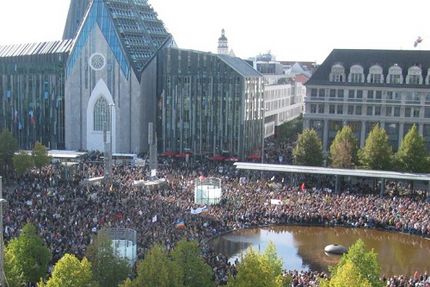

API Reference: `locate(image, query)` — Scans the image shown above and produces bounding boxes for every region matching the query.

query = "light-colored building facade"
[304,49,430,152]
[264,82,304,137]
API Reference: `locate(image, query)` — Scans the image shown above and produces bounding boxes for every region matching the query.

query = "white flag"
[152,215,157,223]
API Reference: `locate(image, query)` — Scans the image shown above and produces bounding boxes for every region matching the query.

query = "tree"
[5,223,52,285]
[133,244,180,287]
[32,141,50,170]
[320,261,372,287]
[0,129,18,172]
[328,239,382,287]
[171,239,214,287]
[329,126,358,168]
[38,254,98,287]
[85,231,131,287]
[227,243,284,287]
[359,124,393,170]
[395,125,429,173]
[293,129,323,166]
[13,151,34,175]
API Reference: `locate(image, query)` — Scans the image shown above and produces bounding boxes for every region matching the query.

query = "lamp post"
[0,177,6,287]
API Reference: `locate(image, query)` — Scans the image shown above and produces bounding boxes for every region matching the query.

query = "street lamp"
[0,177,7,287]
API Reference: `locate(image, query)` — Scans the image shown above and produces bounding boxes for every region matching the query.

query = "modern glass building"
[157,48,264,158]
[0,40,72,149]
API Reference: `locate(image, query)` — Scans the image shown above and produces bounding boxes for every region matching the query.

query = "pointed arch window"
[94,97,110,131]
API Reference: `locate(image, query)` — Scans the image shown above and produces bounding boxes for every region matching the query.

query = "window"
[387,64,403,84]
[319,89,325,98]
[394,107,400,116]
[355,106,362,115]
[348,65,364,83]
[93,97,110,131]
[348,105,354,115]
[330,89,336,98]
[337,105,343,114]
[367,90,374,100]
[348,90,355,99]
[367,65,384,84]
[405,107,411,117]
[375,106,381,116]
[337,89,344,98]
[367,106,373,116]
[406,66,422,85]
[357,90,363,99]
[329,105,335,114]
[318,104,324,113]
[311,88,317,97]
[385,106,392,117]
[375,91,382,101]
[330,64,346,82]
[311,104,317,113]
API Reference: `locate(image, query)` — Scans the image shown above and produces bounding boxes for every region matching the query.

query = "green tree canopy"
[5,223,52,285]
[395,125,429,172]
[359,124,393,170]
[293,129,324,166]
[329,239,382,287]
[227,243,284,287]
[32,141,50,170]
[329,126,358,168]
[276,115,303,143]
[133,244,180,287]
[85,231,130,287]
[0,129,18,172]
[13,151,34,175]
[171,239,214,287]
[38,254,98,287]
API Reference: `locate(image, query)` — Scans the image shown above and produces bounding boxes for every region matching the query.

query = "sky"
[0,0,429,64]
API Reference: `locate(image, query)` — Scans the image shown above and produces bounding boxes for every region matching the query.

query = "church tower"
[217,29,229,55]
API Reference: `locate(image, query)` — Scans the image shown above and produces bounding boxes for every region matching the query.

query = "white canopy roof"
[234,163,430,182]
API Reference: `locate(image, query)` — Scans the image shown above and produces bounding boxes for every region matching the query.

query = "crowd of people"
[3,154,430,286]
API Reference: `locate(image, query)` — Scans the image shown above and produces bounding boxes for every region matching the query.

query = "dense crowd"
[3,155,430,286]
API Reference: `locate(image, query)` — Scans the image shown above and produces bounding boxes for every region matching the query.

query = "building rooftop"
[218,54,262,78]
[307,49,430,86]
[0,40,73,58]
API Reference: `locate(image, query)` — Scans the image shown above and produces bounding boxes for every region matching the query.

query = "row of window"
[310,103,427,118]
[329,64,429,85]
[310,88,429,103]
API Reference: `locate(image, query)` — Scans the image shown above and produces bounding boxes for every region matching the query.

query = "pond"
[210,226,430,276]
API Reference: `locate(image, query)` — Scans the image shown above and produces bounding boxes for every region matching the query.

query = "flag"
[152,215,157,223]
[300,182,305,191]
[190,206,208,215]
[175,219,185,229]
[414,36,423,47]
[270,199,282,205]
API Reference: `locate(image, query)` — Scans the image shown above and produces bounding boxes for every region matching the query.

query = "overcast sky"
[0,0,428,63]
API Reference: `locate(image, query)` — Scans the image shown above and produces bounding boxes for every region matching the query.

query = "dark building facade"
[157,48,264,158]
[0,40,72,149]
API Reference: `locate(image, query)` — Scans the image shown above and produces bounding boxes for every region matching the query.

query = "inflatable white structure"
[194,177,222,205]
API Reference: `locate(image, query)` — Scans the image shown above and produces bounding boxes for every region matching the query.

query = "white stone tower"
[217,29,229,55]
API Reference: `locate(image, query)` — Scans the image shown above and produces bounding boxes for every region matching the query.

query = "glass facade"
[0,50,68,149]
[157,48,264,158]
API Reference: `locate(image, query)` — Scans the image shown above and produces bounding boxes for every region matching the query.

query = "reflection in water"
[210,226,430,276]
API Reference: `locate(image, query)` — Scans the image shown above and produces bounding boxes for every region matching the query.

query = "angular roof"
[63,0,91,39]
[66,0,172,79]
[218,54,262,78]
[307,49,430,86]
[0,40,73,58]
